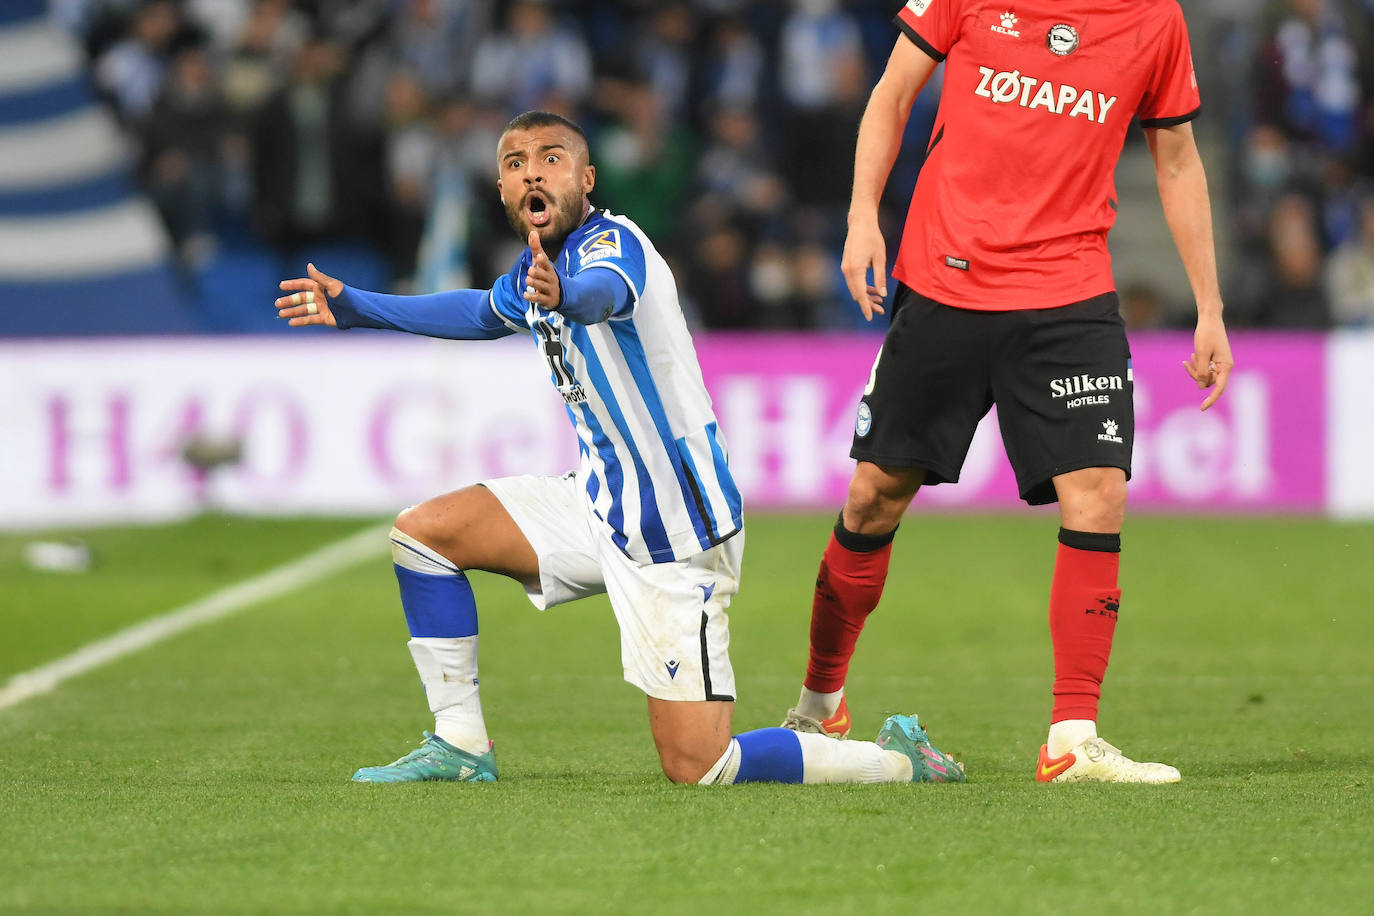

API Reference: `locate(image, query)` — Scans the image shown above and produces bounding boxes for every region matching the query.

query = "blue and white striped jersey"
[487,209,743,565]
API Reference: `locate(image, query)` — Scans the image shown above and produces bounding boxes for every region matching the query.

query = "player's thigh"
[851,285,994,487]
[395,483,538,581]
[480,472,607,609]
[599,530,743,705]
[991,292,1134,506]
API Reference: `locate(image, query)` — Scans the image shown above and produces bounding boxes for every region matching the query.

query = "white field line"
[0,523,390,712]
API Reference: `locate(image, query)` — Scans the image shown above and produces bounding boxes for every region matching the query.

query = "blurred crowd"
[1202,0,1374,328]
[54,0,1374,330]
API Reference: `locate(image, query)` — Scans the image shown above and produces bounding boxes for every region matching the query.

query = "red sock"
[804,521,896,693]
[1049,528,1122,724]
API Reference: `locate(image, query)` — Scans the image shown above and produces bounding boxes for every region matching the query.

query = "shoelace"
[782,709,828,733]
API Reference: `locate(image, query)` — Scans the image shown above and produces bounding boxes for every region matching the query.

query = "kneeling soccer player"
[274,111,963,786]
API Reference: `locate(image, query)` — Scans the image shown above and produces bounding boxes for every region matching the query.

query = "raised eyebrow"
[501,144,566,163]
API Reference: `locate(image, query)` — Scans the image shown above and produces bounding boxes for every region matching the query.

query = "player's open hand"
[841,214,888,321]
[524,230,562,309]
[276,263,343,327]
[1184,312,1234,411]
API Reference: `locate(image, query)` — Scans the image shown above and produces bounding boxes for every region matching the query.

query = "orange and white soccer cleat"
[1036,737,1180,784]
[781,694,852,739]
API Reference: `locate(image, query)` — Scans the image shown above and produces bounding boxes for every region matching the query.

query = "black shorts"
[851,285,1133,505]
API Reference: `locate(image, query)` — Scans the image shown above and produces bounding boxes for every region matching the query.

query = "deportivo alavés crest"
[1047,23,1079,55]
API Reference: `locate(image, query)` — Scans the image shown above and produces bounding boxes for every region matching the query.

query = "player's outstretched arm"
[1146,122,1234,411]
[525,229,633,324]
[274,263,515,341]
[843,37,938,320]
[275,263,341,327]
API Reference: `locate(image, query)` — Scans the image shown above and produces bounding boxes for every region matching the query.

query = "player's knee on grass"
[647,698,733,783]
[656,739,730,784]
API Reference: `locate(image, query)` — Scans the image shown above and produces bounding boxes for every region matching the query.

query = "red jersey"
[892,0,1200,310]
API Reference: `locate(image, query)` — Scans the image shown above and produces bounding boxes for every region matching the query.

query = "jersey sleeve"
[892,0,964,63]
[569,222,645,319]
[488,263,530,332]
[1137,3,1201,128]
[331,284,514,340]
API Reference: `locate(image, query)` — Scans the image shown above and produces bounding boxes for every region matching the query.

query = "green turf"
[1,513,1371,913]
[0,516,375,679]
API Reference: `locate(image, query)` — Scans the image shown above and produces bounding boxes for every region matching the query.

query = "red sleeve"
[1137,3,1202,127]
[892,0,963,63]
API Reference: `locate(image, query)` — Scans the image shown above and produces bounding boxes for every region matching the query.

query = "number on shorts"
[864,345,884,396]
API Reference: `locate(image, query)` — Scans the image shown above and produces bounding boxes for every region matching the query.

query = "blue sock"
[391,529,478,638]
[394,565,478,637]
[733,728,804,783]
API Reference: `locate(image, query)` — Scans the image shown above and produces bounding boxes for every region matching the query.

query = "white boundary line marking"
[0,523,390,712]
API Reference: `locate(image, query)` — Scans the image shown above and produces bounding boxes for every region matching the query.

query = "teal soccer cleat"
[352,732,498,783]
[875,714,966,783]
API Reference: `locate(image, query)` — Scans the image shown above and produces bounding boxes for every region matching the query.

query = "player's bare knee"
[1060,469,1128,531]
[1083,472,1126,515]
[393,502,439,545]
[657,745,721,784]
[1100,476,1128,515]
[659,758,703,784]
[844,465,919,533]
[394,498,472,565]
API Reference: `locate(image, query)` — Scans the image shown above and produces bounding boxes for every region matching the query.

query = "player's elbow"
[1150,133,1202,185]
[871,75,918,121]
[1154,155,1193,185]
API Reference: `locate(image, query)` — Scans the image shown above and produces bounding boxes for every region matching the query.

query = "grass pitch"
[1,513,1371,913]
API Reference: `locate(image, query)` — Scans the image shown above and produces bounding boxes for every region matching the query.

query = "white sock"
[699,739,742,785]
[697,734,911,785]
[796,686,844,720]
[1047,719,1097,757]
[795,732,912,783]
[408,636,489,756]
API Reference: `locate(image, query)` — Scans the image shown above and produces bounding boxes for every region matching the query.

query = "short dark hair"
[501,110,589,153]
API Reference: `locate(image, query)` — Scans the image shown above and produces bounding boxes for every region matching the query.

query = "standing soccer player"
[780,2,1234,783]
[274,111,964,785]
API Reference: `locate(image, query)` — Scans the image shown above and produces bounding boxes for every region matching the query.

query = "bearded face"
[502,180,586,249]
[497,125,595,250]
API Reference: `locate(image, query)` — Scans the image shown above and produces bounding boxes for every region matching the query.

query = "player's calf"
[696,721,962,785]
[648,697,931,785]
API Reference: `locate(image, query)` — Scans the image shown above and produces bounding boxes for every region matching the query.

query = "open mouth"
[526,192,551,228]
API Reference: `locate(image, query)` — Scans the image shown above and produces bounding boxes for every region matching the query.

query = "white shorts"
[482,472,741,702]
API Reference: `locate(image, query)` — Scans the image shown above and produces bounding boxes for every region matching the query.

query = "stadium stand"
[0,0,191,335]
[1,1,1370,335]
